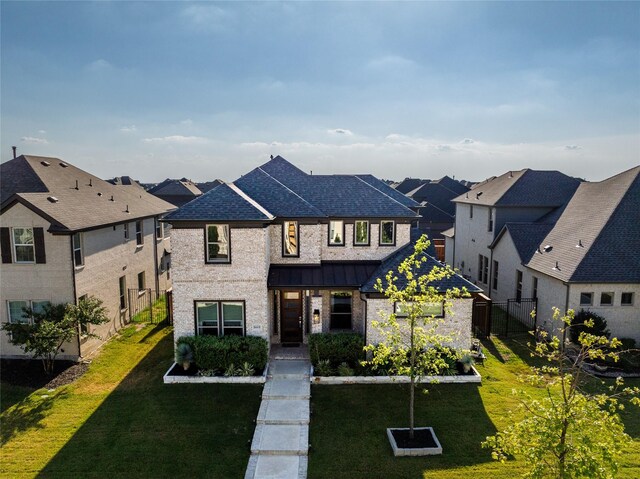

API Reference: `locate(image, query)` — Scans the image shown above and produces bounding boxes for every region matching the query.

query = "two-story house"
[165,156,480,351]
[1,155,175,359]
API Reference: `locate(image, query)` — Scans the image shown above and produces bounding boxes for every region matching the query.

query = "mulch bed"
[1,358,89,390]
[391,428,438,449]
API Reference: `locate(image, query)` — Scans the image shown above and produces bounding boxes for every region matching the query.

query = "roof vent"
[89,179,93,187]
[97,192,103,197]
[476,192,483,199]
[41,161,51,167]
[509,171,513,178]
[270,155,274,160]
[543,244,553,252]
[110,195,115,201]
[552,261,560,271]
[576,239,584,248]
[60,162,68,168]
[74,180,79,190]
[537,246,542,254]
[47,196,59,203]
[125,205,130,213]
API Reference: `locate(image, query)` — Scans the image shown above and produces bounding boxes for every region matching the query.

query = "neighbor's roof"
[394,178,427,194]
[490,223,554,264]
[1,155,175,232]
[453,169,581,207]
[148,178,202,196]
[196,179,223,193]
[526,165,640,283]
[361,243,482,293]
[408,182,461,216]
[441,227,455,238]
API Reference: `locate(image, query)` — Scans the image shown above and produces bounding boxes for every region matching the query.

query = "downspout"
[153,217,160,293]
[360,293,368,346]
[70,234,80,358]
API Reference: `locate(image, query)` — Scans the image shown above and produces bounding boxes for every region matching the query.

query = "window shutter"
[34,227,46,264]
[1,228,12,263]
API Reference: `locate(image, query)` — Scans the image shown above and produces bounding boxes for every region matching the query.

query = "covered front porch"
[267,261,379,345]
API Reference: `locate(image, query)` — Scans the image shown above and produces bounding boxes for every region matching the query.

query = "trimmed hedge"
[308,332,365,368]
[569,309,610,344]
[177,335,268,372]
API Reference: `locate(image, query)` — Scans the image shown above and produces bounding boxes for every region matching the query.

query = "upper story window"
[72,233,84,267]
[488,208,494,232]
[13,228,35,263]
[135,220,144,246]
[156,219,163,240]
[380,220,395,245]
[580,292,593,306]
[600,292,613,306]
[354,220,369,246]
[621,292,634,306]
[329,220,344,246]
[195,300,245,336]
[124,222,130,240]
[206,224,230,263]
[283,221,299,257]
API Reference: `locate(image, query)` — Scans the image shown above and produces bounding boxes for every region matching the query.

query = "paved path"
[245,349,311,479]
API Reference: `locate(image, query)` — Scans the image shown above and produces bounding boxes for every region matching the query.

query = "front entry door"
[281,291,303,343]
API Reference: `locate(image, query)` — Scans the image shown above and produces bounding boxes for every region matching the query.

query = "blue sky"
[2,1,638,182]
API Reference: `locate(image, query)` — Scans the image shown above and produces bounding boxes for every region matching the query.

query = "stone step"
[250,424,309,456]
[262,379,310,399]
[257,399,310,425]
[245,454,308,479]
[268,360,311,378]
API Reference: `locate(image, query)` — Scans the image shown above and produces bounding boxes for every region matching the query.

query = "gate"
[472,293,492,339]
[128,288,171,324]
[490,298,537,337]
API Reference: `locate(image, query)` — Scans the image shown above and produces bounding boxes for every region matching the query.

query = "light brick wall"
[318,290,366,335]
[364,297,473,350]
[269,224,321,264]
[321,222,411,261]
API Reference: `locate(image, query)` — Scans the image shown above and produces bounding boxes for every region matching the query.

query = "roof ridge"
[419,200,453,217]
[354,175,417,216]
[256,167,325,216]
[227,182,274,219]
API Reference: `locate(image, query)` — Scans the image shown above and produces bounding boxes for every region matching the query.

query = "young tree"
[2,296,109,374]
[365,235,469,439]
[483,308,640,479]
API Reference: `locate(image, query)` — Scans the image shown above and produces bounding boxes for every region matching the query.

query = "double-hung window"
[124,222,130,240]
[7,300,50,324]
[206,224,230,263]
[330,292,352,329]
[119,276,127,310]
[195,301,245,336]
[283,221,299,256]
[380,220,395,245]
[12,228,35,263]
[72,233,84,267]
[137,271,146,290]
[478,255,489,284]
[156,219,163,240]
[354,220,369,246]
[135,220,143,246]
[488,208,494,232]
[329,220,344,246]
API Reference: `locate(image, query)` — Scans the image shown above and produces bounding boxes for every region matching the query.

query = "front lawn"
[0,323,261,479]
[308,335,640,479]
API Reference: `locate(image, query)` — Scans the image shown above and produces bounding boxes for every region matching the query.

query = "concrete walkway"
[245,351,311,479]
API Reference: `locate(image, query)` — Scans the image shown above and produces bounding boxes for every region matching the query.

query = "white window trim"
[12,227,35,264]
[73,233,84,268]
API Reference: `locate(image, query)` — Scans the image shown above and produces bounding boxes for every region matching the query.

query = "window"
[580,292,593,306]
[12,228,35,263]
[532,277,538,299]
[206,224,230,263]
[621,292,634,306]
[156,220,163,240]
[492,260,499,290]
[124,222,130,240]
[135,220,143,246]
[488,208,494,232]
[600,292,613,306]
[380,220,395,245]
[72,233,84,267]
[470,204,473,219]
[394,301,444,318]
[329,220,344,246]
[6,300,50,324]
[354,220,370,246]
[137,271,146,290]
[195,301,245,336]
[119,276,127,310]
[282,221,299,256]
[516,270,523,303]
[478,255,489,284]
[330,292,352,329]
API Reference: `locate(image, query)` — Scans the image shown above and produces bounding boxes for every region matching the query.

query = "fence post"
[533,298,538,335]
[505,299,511,337]
[148,289,153,323]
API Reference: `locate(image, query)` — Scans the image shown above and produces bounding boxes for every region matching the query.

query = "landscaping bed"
[310,365,481,384]
[163,361,267,384]
[0,358,89,390]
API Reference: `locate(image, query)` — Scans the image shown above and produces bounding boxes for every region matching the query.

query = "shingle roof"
[1,155,175,232]
[196,179,223,193]
[355,174,420,208]
[492,223,554,264]
[526,166,640,283]
[408,182,459,216]
[163,182,273,222]
[453,169,581,207]
[441,227,455,238]
[394,178,427,194]
[148,179,202,196]
[361,242,482,293]
[434,176,470,196]
[107,176,144,188]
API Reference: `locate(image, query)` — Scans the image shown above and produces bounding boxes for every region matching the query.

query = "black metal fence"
[490,298,537,337]
[127,288,172,324]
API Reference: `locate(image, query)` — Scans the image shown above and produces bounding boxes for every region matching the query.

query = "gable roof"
[361,242,481,293]
[1,155,175,232]
[491,223,554,264]
[196,179,223,193]
[394,178,427,194]
[408,182,460,216]
[454,169,581,207]
[434,175,470,196]
[355,174,420,208]
[107,176,144,188]
[148,178,202,196]
[526,165,640,283]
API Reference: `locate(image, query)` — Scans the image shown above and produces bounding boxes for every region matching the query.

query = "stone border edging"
[310,366,481,384]
[163,362,268,384]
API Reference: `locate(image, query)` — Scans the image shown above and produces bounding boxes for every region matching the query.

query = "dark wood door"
[281,291,303,343]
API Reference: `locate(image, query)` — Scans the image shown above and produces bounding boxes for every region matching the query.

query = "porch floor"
[269,344,310,361]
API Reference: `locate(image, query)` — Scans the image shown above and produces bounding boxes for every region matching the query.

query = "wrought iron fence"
[127,288,171,324]
[490,298,537,337]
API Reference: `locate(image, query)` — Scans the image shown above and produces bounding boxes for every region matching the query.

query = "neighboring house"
[1,155,175,359]
[107,176,145,189]
[196,179,223,194]
[147,178,203,207]
[489,166,640,342]
[164,156,480,351]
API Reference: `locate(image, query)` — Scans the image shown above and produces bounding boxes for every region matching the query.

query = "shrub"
[619,337,636,350]
[314,359,333,376]
[569,310,610,344]
[365,344,461,376]
[308,332,365,367]
[177,335,268,373]
[337,362,355,376]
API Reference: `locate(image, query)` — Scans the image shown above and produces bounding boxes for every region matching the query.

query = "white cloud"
[180,119,193,126]
[21,136,48,144]
[143,135,207,144]
[181,5,232,33]
[460,138,475,144]
[327,128,353,136]
[565,145,582,150]
[436,144,452,151]
[85,59,113,73]
[120,125,137,133]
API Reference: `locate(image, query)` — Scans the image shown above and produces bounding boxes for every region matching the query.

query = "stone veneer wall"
[364,297,473,350]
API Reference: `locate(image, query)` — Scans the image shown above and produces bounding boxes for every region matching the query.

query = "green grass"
[131,295,168,323]
[0,323,261,479]
[308,335,640,479]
